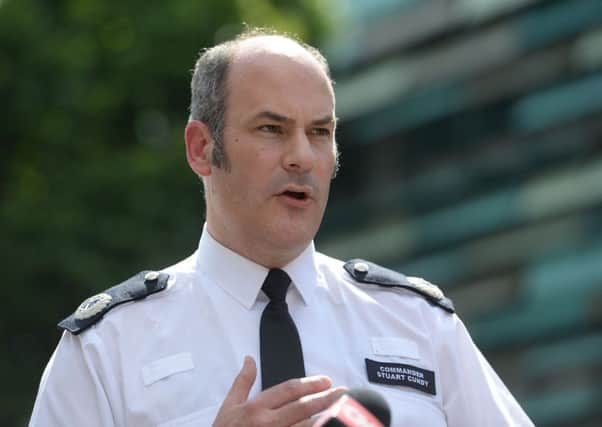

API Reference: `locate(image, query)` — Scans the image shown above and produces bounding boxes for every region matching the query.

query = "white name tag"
[371,337,419,360]
[142,352,194,386]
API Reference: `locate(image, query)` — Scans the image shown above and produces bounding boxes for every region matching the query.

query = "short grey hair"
[188,27,335,172]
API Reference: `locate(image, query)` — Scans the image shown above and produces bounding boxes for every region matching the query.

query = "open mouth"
[283,190,308,200]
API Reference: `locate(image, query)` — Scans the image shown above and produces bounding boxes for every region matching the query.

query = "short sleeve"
[29,331,116,427]
[434,313,534,426]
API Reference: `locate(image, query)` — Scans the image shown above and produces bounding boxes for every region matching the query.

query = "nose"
[283,129,315,173]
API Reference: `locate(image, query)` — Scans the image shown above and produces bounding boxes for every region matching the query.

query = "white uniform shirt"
[30,229,534,426]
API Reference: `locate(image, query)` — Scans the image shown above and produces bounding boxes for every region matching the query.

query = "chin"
[276,231,312,249]
[267,224,315,251]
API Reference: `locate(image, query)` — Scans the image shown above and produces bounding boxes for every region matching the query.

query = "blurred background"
[2,0,601,425]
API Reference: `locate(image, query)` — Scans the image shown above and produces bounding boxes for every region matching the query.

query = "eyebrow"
[254,111,291,123]
[312,115,337,127]
[252,111,337,126]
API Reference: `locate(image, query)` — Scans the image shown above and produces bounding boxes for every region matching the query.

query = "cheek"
[317,147,337,177]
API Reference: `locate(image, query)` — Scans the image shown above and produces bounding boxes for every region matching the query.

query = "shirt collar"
[195,225,317,309]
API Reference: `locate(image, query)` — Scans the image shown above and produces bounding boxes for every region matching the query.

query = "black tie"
[260,269,306,390]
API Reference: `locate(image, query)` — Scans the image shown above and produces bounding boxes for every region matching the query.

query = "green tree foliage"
[0,0,331,424]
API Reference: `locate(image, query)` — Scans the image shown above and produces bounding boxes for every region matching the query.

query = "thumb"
[222,356,257,407]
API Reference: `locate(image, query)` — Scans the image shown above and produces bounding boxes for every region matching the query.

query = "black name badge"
[365,358,436,395]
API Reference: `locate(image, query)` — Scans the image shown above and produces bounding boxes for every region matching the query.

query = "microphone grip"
[312,394,386,427]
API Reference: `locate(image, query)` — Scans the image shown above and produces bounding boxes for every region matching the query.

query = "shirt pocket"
[385,391,447,427]
[137,352,219,425]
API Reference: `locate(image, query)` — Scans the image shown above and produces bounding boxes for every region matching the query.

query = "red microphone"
[313,389,391,427]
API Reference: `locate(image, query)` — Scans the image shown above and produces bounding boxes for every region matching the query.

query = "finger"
[291,420,314,427]
[278,385,348,424]
[256,375,332,409]
[221,356,257,407]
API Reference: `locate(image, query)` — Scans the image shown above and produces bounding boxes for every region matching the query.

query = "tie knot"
[262,269,291,302]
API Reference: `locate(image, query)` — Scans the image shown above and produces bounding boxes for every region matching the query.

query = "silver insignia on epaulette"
[407,277,444,301]
[74,293,113,320]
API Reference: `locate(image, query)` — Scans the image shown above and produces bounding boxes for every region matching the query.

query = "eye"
[258,124,283,134]
[311,127,331,137]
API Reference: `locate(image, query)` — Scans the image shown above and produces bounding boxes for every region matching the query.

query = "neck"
[205,222,307,269]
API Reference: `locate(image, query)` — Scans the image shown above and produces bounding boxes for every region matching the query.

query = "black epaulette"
[344,259,454,313]
[58,271,170,335]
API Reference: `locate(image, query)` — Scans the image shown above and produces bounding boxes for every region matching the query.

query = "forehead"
[236,35,317,59]
[226,36,335,118]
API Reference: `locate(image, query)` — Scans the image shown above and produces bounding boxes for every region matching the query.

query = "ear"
[185,120,214,177]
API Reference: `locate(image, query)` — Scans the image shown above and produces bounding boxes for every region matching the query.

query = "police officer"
[30,29,534,426]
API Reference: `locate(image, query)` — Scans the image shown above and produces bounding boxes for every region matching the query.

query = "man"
[30,29,534,426]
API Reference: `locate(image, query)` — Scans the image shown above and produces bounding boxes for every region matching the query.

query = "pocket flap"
[142,352,194,386]
[371,337,419,359]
